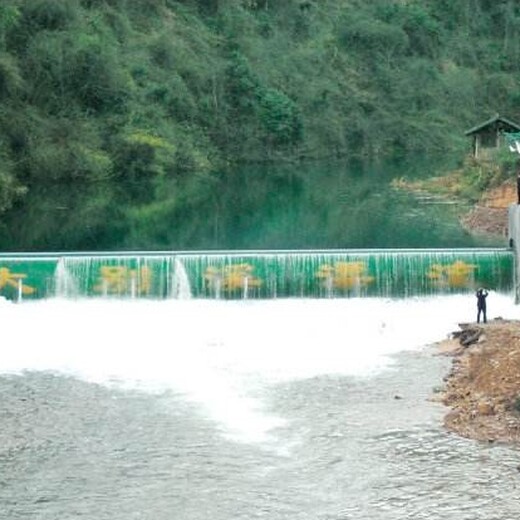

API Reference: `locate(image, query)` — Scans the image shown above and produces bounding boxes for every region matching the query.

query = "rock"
[453,326,483,347]
[477,401,495,416]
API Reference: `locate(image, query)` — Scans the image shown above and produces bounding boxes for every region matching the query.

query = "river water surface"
[1,294,520,519]
[0,155,504,251]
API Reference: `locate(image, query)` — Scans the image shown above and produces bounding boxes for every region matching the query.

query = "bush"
[0,167,27,213]
[0,52,23,99]
[0,4,20,48]
[21,0,78,32]
[225,51,259,112]
[66,37,132,113]
[339,13,408,57]
[258,87,303,146]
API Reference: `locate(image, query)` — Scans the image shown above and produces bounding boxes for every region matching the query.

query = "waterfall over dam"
[0,248,513,301]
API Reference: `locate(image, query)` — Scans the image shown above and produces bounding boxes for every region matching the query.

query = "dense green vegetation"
[1,0,520,249]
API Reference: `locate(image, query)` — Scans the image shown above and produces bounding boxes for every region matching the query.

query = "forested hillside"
[1,0,520,245]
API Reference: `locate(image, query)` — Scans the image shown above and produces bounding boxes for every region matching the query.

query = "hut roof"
[465,114,520,136]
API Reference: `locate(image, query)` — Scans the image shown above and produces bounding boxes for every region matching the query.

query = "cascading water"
[171,258,192,299]
[1,248,513,300]
[54,258,80,298]
[51,254,192,299]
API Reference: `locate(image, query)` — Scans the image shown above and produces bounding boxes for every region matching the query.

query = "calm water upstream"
[1,295,519,519]
[0,155,504,251]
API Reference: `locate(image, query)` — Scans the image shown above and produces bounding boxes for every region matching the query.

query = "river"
[1,294,519,519]
[0,155,504,251]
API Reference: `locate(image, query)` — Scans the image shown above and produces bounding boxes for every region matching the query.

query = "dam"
[5,172,520,302]
[2,218,520,520]
[0,247,514,301]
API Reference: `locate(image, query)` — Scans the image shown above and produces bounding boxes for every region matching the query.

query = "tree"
[258,88,303,146]
[0,3,19,50]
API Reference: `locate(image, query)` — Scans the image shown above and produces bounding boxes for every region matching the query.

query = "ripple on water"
[2,301,520,520]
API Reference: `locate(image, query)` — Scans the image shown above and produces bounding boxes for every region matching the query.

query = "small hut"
[465,114,520,158]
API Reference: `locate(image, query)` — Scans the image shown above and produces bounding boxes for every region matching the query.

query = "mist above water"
[1,294,517,443]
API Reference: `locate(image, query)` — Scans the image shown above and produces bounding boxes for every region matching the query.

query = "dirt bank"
[460,181,515,238]
[436,320,520,444]
[393,173,515,239]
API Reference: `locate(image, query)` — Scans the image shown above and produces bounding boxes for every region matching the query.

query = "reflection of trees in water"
[0,182,123,251]
[0,157,493,251]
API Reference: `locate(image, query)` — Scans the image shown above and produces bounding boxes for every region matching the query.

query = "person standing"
[476,288,488,323]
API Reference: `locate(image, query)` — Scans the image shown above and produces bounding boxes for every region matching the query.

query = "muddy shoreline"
[436,320,520,444]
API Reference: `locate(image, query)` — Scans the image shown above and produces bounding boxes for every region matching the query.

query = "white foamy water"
[0,293,517,442]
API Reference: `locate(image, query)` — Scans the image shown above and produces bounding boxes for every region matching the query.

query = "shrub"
[513,395,520,414]
[0,4,20,48]
[66,37,132,113]
[0,167,27,213]
[21,0,78,32]
[339,13,408,57]
[0,52,23,99]
[258,87,303,146]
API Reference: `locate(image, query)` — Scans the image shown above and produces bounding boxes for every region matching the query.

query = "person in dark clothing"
[476,288,488,323]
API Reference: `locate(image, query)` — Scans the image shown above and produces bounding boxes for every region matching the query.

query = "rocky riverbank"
[392,167,515,240]
[436,320,520,444]
[401,172,520,443]
[459,181,515,238]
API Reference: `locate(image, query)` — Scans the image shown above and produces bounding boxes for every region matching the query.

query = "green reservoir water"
[0,155,505,251]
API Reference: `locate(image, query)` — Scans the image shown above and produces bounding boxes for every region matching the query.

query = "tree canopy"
[1,0,520,248]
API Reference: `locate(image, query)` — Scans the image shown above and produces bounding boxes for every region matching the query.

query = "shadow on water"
[0,154,505,251]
